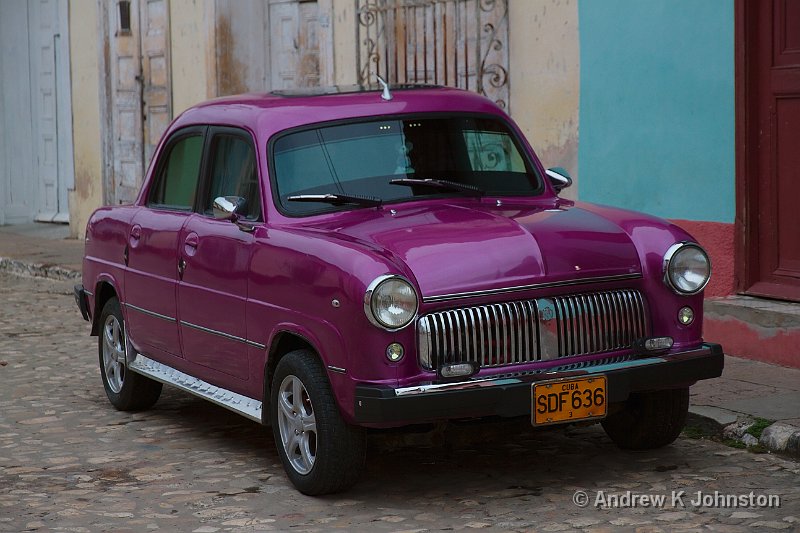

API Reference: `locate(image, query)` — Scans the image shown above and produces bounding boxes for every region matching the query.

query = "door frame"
[734,0,754,294]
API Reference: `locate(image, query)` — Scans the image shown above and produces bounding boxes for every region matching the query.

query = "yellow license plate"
[532,376,607,426]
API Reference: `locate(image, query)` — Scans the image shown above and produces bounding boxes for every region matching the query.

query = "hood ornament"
[376,75,392,101]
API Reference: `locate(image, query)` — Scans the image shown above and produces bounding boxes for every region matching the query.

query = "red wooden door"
[740,0,800,301]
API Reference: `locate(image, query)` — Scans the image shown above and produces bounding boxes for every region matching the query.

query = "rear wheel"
[98,297,162,411]
[601,387,689,450]
[270,349,366,495]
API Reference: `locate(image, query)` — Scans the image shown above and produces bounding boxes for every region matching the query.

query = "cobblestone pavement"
[1,273,798,532]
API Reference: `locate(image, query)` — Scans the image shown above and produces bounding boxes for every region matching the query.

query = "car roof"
[170,85,509,140]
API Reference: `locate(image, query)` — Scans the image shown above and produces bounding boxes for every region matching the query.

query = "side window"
[148,134,204,210]
[204,133,261,221]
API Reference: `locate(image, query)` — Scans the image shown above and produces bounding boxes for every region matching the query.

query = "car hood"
[310,202,643,299]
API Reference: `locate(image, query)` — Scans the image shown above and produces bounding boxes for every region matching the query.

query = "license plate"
[532,376,607,426]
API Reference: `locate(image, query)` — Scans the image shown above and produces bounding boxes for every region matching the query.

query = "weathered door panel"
[108,0,145,206]
[744,0,800,301]
[106,0,172,206]
[269,0,320,89]
[139,0,172,168]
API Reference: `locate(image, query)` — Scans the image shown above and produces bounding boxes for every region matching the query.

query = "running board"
[127,352,263,424]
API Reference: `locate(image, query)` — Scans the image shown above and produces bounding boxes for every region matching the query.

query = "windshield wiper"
[389,178,484,197]
[286,193,383,207]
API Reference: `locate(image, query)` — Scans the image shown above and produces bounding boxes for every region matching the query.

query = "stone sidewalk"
[1,222,798,456]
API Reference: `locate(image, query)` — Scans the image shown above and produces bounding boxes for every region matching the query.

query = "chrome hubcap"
[102,314,126,394]
[277,374,317,474]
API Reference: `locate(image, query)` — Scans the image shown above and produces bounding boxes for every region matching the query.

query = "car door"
[176,127,261,384]
[124,126,206,360]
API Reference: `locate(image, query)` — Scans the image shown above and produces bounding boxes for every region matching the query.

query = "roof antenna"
[375,74,392,101]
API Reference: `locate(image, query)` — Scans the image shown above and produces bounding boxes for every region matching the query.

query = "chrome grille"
[417,289,649,370]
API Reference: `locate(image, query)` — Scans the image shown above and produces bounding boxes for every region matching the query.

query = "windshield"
[272,115,542,215]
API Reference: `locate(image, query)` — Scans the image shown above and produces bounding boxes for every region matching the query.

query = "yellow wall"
[170,0,214,116]
[68,0,103,238]
[509,0,580,199]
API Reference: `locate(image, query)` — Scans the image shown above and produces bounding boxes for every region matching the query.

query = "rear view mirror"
[212,196,246,221]
[546,167,573,193]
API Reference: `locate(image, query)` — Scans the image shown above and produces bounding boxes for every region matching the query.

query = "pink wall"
[670,220,735,298]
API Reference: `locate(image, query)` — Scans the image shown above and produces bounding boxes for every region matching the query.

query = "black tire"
[601,387,689,450]
[270,349,366,495]
[98,297,162,411]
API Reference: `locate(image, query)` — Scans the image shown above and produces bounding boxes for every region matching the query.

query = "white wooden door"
[0,0,73,225]
[106,0,171,205]
[30,0,74,223]
[0,1,35,225]
[269,0,320,89]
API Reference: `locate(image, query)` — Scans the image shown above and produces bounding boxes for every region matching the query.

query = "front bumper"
[353,343,723,424]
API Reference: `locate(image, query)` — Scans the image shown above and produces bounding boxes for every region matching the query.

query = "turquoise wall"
[578,0,734,223]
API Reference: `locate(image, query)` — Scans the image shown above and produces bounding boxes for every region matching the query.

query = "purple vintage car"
[75,85,723,495]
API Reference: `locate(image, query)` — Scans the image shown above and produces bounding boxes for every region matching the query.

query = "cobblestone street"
[1,272,798,532]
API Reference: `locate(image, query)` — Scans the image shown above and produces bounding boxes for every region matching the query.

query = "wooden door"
[269,0,320,89]
[0,0,73,225]
[0,1,36,225]
[106,0,171,206]
[140,0,171,168]
[739,0,800,301]
[30,0,74,223]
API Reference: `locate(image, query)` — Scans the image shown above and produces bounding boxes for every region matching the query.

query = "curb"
[0,257,80,281]
[688,406,800,457]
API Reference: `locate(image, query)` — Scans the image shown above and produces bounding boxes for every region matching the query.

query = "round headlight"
[364,275,418,330]
[664,243,711,295]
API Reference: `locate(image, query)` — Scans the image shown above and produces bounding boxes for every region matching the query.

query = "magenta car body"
[75,86,723,495]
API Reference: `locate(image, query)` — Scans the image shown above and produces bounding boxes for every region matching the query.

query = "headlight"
[663,243,711,295]
[364,275,418,330]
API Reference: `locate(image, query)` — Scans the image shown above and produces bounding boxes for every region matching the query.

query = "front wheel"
[601,387,689,450]
[98,297,162,411]
[270,349,366,495]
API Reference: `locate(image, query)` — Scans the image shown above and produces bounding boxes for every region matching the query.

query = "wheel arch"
[91,279,119,336]
[263,331,319,421]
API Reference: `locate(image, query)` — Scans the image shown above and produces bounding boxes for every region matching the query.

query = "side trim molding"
[180,320,266,350]
[125,303,177,323]
[127,352,263,423]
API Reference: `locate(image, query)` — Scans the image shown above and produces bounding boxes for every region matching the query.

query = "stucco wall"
[171,0,214,115]
[68,1,103,239]
[578,0,734,223]
[509,0,580,200]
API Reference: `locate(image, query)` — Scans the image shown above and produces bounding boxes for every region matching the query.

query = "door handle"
[130,225,142,243]
[183,233,199,256]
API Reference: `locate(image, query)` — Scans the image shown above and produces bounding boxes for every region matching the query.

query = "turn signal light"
[643,337,674,351]
[439,362,478,379]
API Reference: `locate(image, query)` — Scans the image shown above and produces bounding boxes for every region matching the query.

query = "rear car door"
[124,126,206,360]
[176,127,262,385]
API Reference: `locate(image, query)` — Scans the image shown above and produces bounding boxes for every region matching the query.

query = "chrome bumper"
[353,343,724,425]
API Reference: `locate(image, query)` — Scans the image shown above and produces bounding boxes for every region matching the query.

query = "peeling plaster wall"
[68,1,103,238]
[509,0,580,200]
[170,0,213,115]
